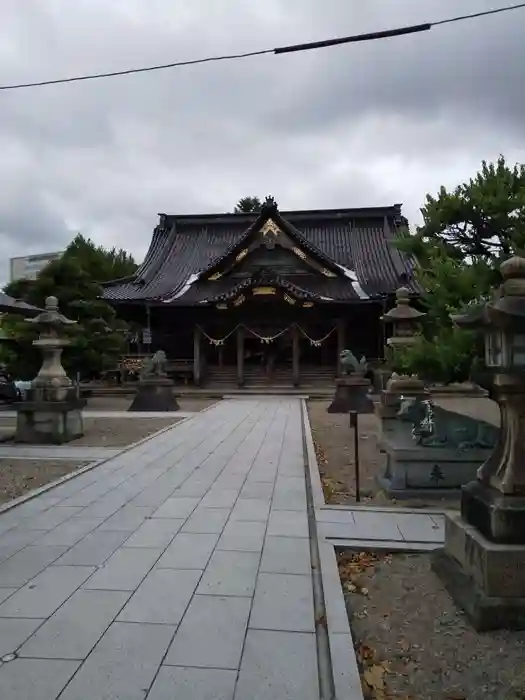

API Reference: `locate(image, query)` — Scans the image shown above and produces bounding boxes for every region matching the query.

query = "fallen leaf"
[357,644,375,662]
[363,664,385,691]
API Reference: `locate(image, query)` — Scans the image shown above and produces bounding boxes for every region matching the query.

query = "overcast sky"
[0,0,523,282]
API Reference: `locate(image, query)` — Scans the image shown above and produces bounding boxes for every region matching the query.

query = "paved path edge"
[0,409,207,519]
[301,399,365,700]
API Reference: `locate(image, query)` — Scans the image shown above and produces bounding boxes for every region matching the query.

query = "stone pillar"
[336,318,346,377]
[193,326,201,386]
[236,326,244,387]
[292,325,300,387]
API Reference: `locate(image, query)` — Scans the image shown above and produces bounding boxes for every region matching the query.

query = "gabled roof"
[199,196,345,282]
[103,198,418,305]
[0,293,41,316]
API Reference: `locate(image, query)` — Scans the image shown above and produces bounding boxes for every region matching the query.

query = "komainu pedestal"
[128,350,179,412]
[328,349,374,413]
[327,376,373,414]
[128,377,179,412]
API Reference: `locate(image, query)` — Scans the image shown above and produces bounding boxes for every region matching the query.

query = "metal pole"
[350,410,360,502]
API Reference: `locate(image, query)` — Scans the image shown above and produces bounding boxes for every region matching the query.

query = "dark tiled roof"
[0,293,41,316]
[103,203,418,304]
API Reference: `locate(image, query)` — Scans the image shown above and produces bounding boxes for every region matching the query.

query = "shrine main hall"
[103,197,418,387]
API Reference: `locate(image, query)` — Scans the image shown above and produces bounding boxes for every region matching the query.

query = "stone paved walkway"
[0,398,359,700]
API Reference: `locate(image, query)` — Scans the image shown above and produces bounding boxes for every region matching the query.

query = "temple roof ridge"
[102,202,417,305]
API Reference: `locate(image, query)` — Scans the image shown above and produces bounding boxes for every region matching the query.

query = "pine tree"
[2,236,136,379]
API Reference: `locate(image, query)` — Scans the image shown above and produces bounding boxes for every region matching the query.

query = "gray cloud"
[0,0,523,283]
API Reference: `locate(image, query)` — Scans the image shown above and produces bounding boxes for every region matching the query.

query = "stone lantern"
[377,287,428,421]
[433,255,525,630]
[14,296,86,444]
[381,286,426,350]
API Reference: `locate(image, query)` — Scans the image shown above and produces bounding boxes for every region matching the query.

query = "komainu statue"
[140,350,167,379]
[340,349,368,376]
[129,348,178,412]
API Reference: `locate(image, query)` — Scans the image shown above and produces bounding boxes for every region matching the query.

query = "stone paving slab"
[0,398,368,699]
[315,506,445,547]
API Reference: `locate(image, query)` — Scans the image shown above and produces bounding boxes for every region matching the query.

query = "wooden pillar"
[236,326,244,387]
[193,326,201,386]
[337,318,346,377]
[292,325,300,387]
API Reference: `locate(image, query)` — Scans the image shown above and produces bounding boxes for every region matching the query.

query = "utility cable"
[0,2,523,91]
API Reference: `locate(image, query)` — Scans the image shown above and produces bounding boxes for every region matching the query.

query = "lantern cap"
[381,286,425,322]
[500,255,525,281]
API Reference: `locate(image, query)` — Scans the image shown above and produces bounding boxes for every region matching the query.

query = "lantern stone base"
[432,511,525,631]
[327,376,374,414]
[128,377,179,412]
[376,374,428,420]
[461,480,525,545]
[14,397,86,444]
[375,375,429,450]
[377,437,491,498]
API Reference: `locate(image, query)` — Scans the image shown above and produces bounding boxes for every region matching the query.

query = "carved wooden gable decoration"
[205,197,339,282]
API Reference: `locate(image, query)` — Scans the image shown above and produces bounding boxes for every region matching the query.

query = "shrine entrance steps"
[204,364,335,391]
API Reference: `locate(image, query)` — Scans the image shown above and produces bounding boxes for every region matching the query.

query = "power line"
[0,2,523,92]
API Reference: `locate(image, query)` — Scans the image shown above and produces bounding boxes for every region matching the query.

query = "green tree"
[234,196,262,213]
[65,234,137,282]
[390,157,525,383]
[398,156,525,264]
[2,237,135,380]
[396,156,525,323]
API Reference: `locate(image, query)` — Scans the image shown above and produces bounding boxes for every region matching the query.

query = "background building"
[9,251,62,282]
[104,197,418,387]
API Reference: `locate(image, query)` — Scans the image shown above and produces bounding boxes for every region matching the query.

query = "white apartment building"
[9,251,63,282]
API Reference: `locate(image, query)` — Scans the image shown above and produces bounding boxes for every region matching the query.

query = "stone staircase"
[204,365,335,391]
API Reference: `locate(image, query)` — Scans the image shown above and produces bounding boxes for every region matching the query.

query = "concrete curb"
[318,503,449,516]
[0,404,221,518]
[301,399,364,700]
[324,538,441,552]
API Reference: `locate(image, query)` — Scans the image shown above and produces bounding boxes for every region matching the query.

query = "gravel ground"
[338,550,525,700]
[70,417,180,447]
[0,417,181,447]
[0,460,88,505]
[307,399,484,509]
